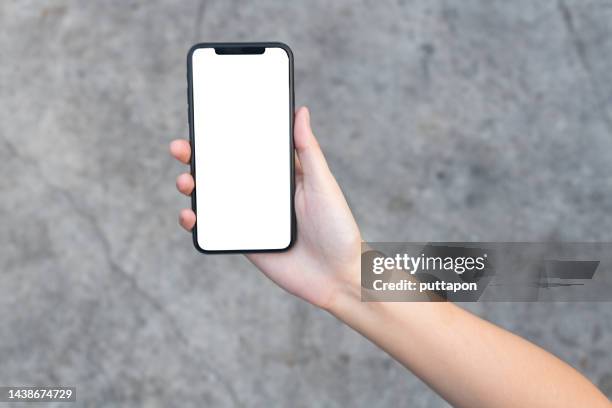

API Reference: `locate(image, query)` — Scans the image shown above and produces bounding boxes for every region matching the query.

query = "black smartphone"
[187,42,295,253]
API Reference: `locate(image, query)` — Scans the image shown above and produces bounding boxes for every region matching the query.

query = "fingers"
[294,152,303,176]
[170,141,195,231]
[169,139,191,164]
[176,173,194,195]
[294,107,331,184]
[179,209,196,231]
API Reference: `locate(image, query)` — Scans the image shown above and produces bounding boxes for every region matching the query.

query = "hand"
[170,108,611,408]
[170,107,362,309]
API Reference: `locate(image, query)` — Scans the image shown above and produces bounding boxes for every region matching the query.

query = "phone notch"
[214,46,265,55]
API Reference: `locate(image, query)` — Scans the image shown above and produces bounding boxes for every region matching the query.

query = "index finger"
[169,139,191,164]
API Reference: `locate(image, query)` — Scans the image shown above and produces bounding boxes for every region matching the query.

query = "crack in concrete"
[557,0,590,74]
[4,139,243,407]
[557,0,612,133]
[2,138,20,157]
[54,186,244,408]
[194,0,207,42]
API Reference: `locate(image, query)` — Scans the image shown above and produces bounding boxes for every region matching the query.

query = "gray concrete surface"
[1,0,611,406]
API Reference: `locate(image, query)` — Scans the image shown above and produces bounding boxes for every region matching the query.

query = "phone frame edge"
[186,42,296,254]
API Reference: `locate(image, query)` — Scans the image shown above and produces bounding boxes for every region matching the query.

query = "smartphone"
[187,42,295,253]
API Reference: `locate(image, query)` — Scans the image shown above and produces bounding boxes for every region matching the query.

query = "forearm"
[327,268,609,408]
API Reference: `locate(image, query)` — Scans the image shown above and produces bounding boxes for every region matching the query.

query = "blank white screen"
[192,47,291,251]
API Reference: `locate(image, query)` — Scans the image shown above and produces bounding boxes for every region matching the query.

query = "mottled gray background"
[1,0,611,407]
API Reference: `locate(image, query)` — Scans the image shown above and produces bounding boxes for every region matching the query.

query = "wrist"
[323,264,362,315]
[320,244,397,319]
[322,247,377,316]
[324,245,388,315]
[322,247,416,321]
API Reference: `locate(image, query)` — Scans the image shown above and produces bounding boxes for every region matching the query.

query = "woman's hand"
[170,106,610,407]
[170,106,362,309]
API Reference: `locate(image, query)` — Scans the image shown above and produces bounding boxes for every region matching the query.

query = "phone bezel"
[186,42,296,254]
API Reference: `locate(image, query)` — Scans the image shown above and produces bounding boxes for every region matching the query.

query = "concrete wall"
[1,1,611,406]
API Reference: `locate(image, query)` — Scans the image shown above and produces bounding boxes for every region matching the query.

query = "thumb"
[294,107,332,185]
